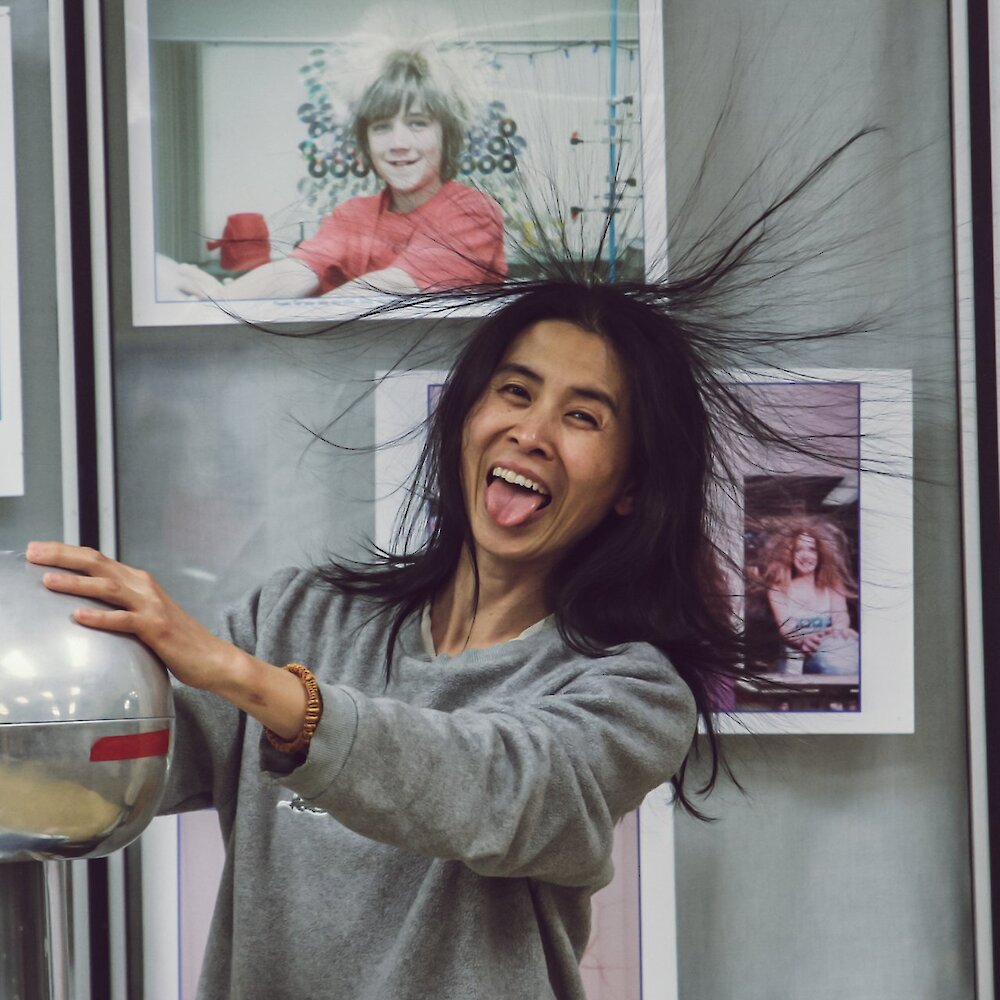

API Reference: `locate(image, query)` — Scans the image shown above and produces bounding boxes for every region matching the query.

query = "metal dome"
[0,551,174,862]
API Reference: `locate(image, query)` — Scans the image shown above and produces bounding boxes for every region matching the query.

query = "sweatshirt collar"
[419,603,553,658]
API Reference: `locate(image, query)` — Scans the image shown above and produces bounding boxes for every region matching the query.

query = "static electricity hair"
[353,49,467,182]
[323,281,755,815]
[303,122,882,817]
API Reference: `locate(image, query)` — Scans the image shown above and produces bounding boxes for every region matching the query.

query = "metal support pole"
[0,862,53,999]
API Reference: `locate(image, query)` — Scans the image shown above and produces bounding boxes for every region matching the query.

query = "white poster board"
[0,7,24,496]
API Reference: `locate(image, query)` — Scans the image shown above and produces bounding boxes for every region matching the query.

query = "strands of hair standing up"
[263,122,884,816]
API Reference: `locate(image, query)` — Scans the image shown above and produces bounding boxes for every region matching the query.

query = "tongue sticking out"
[485,477,547,528]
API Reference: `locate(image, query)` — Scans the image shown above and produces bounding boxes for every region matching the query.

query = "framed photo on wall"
[374,368,914,736]
[123,0,666,327]
[719,370,914,734]
[0,6,24,497]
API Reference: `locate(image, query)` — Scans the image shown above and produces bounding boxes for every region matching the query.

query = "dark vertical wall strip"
[965,0,1000,980]
[61,1,108,997]
[125,845,146,998]
[62,3,97,542]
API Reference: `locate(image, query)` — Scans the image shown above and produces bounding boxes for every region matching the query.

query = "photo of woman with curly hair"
[740,462,863,714]
[759,515,860,678]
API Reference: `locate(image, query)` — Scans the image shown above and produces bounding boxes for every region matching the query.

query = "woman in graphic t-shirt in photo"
[762,516,860,676]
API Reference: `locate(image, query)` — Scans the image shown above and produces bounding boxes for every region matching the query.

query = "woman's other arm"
[268,650,695,888]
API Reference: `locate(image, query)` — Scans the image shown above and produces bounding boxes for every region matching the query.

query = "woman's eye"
[568,410,599,426]
[408,117,430,129]
[499,383,529,400]
[370,121,390,133]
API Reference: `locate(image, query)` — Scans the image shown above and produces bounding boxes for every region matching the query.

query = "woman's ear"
[614,490,635,516]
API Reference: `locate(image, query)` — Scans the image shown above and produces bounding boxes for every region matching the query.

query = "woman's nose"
[509,409,555,455]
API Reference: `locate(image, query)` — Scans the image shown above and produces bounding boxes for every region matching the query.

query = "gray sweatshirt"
[162,568,696,999]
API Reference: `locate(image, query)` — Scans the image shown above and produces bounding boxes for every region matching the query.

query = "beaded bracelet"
[264,663,323,754]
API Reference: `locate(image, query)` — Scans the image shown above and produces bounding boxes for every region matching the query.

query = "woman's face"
[792,533,819,576]
[460,320,634,578]
[367,103,444,211]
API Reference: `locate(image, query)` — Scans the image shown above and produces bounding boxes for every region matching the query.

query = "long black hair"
[302,125,881,816]
[318,280,849,816]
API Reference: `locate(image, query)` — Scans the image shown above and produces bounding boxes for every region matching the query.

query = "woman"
[26,280,750,999]
[177,48,507,301]
[761,516,859,676]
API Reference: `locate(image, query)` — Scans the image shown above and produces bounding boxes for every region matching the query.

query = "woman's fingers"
[27,542,145,608]
[25,543,235,691]
[26,545,146,638]
[72,607,139,633]
[26,543,135,590]
[26,540,108,573]
[42,570,131,607]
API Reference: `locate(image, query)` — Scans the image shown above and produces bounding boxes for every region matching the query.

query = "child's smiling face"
[367,104,444,211]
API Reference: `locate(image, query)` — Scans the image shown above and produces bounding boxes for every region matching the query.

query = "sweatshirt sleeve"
[158,683,245,815]
[262,647,696,888]
[158,571,299,816]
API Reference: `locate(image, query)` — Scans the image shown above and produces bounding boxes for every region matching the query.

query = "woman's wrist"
[208,647,308,741]
[264,665,323,754]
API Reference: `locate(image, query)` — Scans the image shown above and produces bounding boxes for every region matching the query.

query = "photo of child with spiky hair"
[174,45,508,302]
[127,0,656,325]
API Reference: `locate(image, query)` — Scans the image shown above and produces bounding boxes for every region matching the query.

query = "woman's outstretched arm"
[25,541,309,741]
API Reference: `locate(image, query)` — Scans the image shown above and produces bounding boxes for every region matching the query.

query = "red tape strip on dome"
[90,729,170,762]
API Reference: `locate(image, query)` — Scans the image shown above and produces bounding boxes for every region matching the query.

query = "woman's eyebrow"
[496,362,620,415]
[496,361,541,383]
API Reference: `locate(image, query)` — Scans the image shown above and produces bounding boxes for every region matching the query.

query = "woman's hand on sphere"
[26,541,235,693]
[26,542,312,742]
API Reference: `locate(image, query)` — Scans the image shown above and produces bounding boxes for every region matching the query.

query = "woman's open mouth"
[484,466,551,528]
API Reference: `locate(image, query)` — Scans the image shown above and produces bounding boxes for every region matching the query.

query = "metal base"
[0,860,74,1000]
